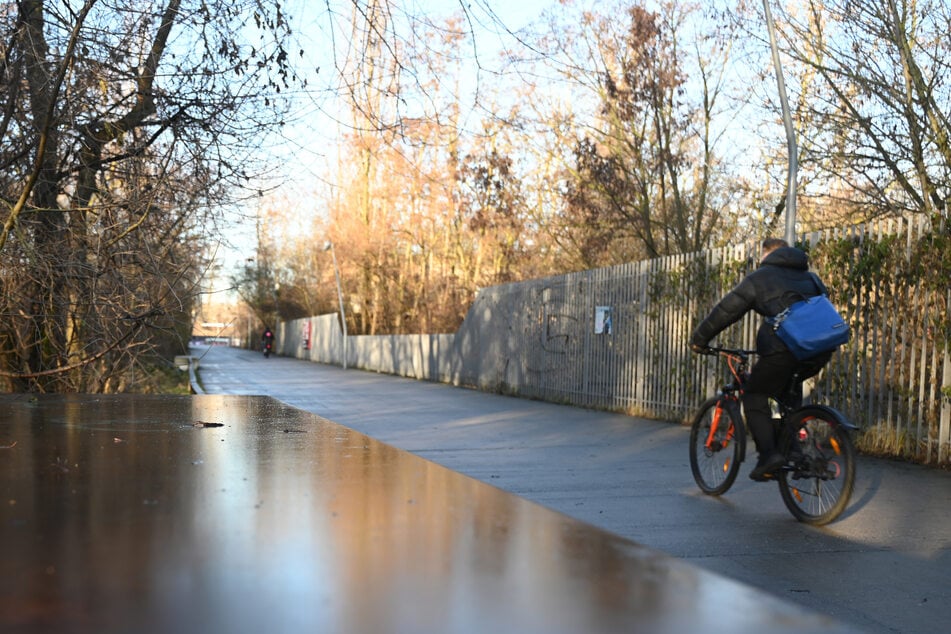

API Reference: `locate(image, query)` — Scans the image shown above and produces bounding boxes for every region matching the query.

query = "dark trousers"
[742,350,831,454]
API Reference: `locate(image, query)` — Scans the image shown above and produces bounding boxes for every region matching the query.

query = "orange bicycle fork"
[705,397,747,460]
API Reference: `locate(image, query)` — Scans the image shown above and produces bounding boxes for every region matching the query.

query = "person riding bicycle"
[689,238,833,481]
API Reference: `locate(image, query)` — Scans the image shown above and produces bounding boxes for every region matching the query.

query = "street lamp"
[762,0,798,244]
[323,241,347,370]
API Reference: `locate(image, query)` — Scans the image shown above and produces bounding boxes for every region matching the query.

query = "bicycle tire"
[689,396,744,495]
[777,411,856,525]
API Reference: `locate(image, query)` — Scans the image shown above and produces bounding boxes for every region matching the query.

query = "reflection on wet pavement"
[0,395,851,633]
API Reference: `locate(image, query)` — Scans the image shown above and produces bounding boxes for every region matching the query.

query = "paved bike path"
[194,345,951,634]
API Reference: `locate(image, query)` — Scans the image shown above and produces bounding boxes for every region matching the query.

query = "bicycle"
[688,346,857,525]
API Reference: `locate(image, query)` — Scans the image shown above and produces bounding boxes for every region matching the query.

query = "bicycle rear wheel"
[778,413,856,525]
[689,396,743,495]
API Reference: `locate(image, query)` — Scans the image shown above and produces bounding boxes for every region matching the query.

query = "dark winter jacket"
[689,246,829,355]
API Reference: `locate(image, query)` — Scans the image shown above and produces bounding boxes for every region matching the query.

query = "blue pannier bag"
[768,294,850,360]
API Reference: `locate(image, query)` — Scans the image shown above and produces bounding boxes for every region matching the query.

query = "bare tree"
[0,0,296,391]
[764,0,951,221]
[528,1,741,267]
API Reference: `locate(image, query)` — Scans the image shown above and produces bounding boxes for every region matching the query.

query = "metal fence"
[277,214,950,465]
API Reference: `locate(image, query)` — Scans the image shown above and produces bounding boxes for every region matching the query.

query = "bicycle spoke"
[789,477,843,516]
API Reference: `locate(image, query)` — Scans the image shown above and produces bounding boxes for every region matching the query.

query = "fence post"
[941,314,951,464]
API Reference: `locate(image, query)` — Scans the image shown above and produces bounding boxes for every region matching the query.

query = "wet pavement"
[192,344,951,634]
[0,393,855,634]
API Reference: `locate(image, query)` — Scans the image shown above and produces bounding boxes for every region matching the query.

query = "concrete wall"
[275,277,555,393]
[276,314,455,382]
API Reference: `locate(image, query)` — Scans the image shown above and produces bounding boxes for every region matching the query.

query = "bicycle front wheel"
[778,413,856,525]
[689,396,743,495]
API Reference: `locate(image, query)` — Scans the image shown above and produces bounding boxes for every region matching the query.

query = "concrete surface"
[194,344,951,634]
[1,394,857,633]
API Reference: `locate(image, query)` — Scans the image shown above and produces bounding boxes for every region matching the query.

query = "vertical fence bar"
[911,216,926,459]
[904,216,916,457]
[893,217,908,447]
[637,259,650,413]
[873,219,887,442]
[941,309,951,464]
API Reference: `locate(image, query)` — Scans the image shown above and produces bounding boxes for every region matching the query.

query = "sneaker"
[749,452,785,481]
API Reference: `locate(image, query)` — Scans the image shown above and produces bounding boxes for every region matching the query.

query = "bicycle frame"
[708,393,747,462]
[704,350,751,463]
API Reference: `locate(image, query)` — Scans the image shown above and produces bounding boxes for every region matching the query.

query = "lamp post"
[762,0,798,245]
[323,242,347,370]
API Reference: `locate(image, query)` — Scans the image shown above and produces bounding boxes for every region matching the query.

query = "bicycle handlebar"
[696,345,756,358]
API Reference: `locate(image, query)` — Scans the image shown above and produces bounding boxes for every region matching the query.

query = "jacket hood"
[760,246,809,270]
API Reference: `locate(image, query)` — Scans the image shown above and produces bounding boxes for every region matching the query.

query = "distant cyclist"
[689,238,833,481]
[262,327,275,357]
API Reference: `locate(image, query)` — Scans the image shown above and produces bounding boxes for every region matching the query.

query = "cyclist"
[689,238,833,481]
[262,327,275,354]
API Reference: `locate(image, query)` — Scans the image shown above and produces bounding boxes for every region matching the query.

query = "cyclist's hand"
[690,343,707,354]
